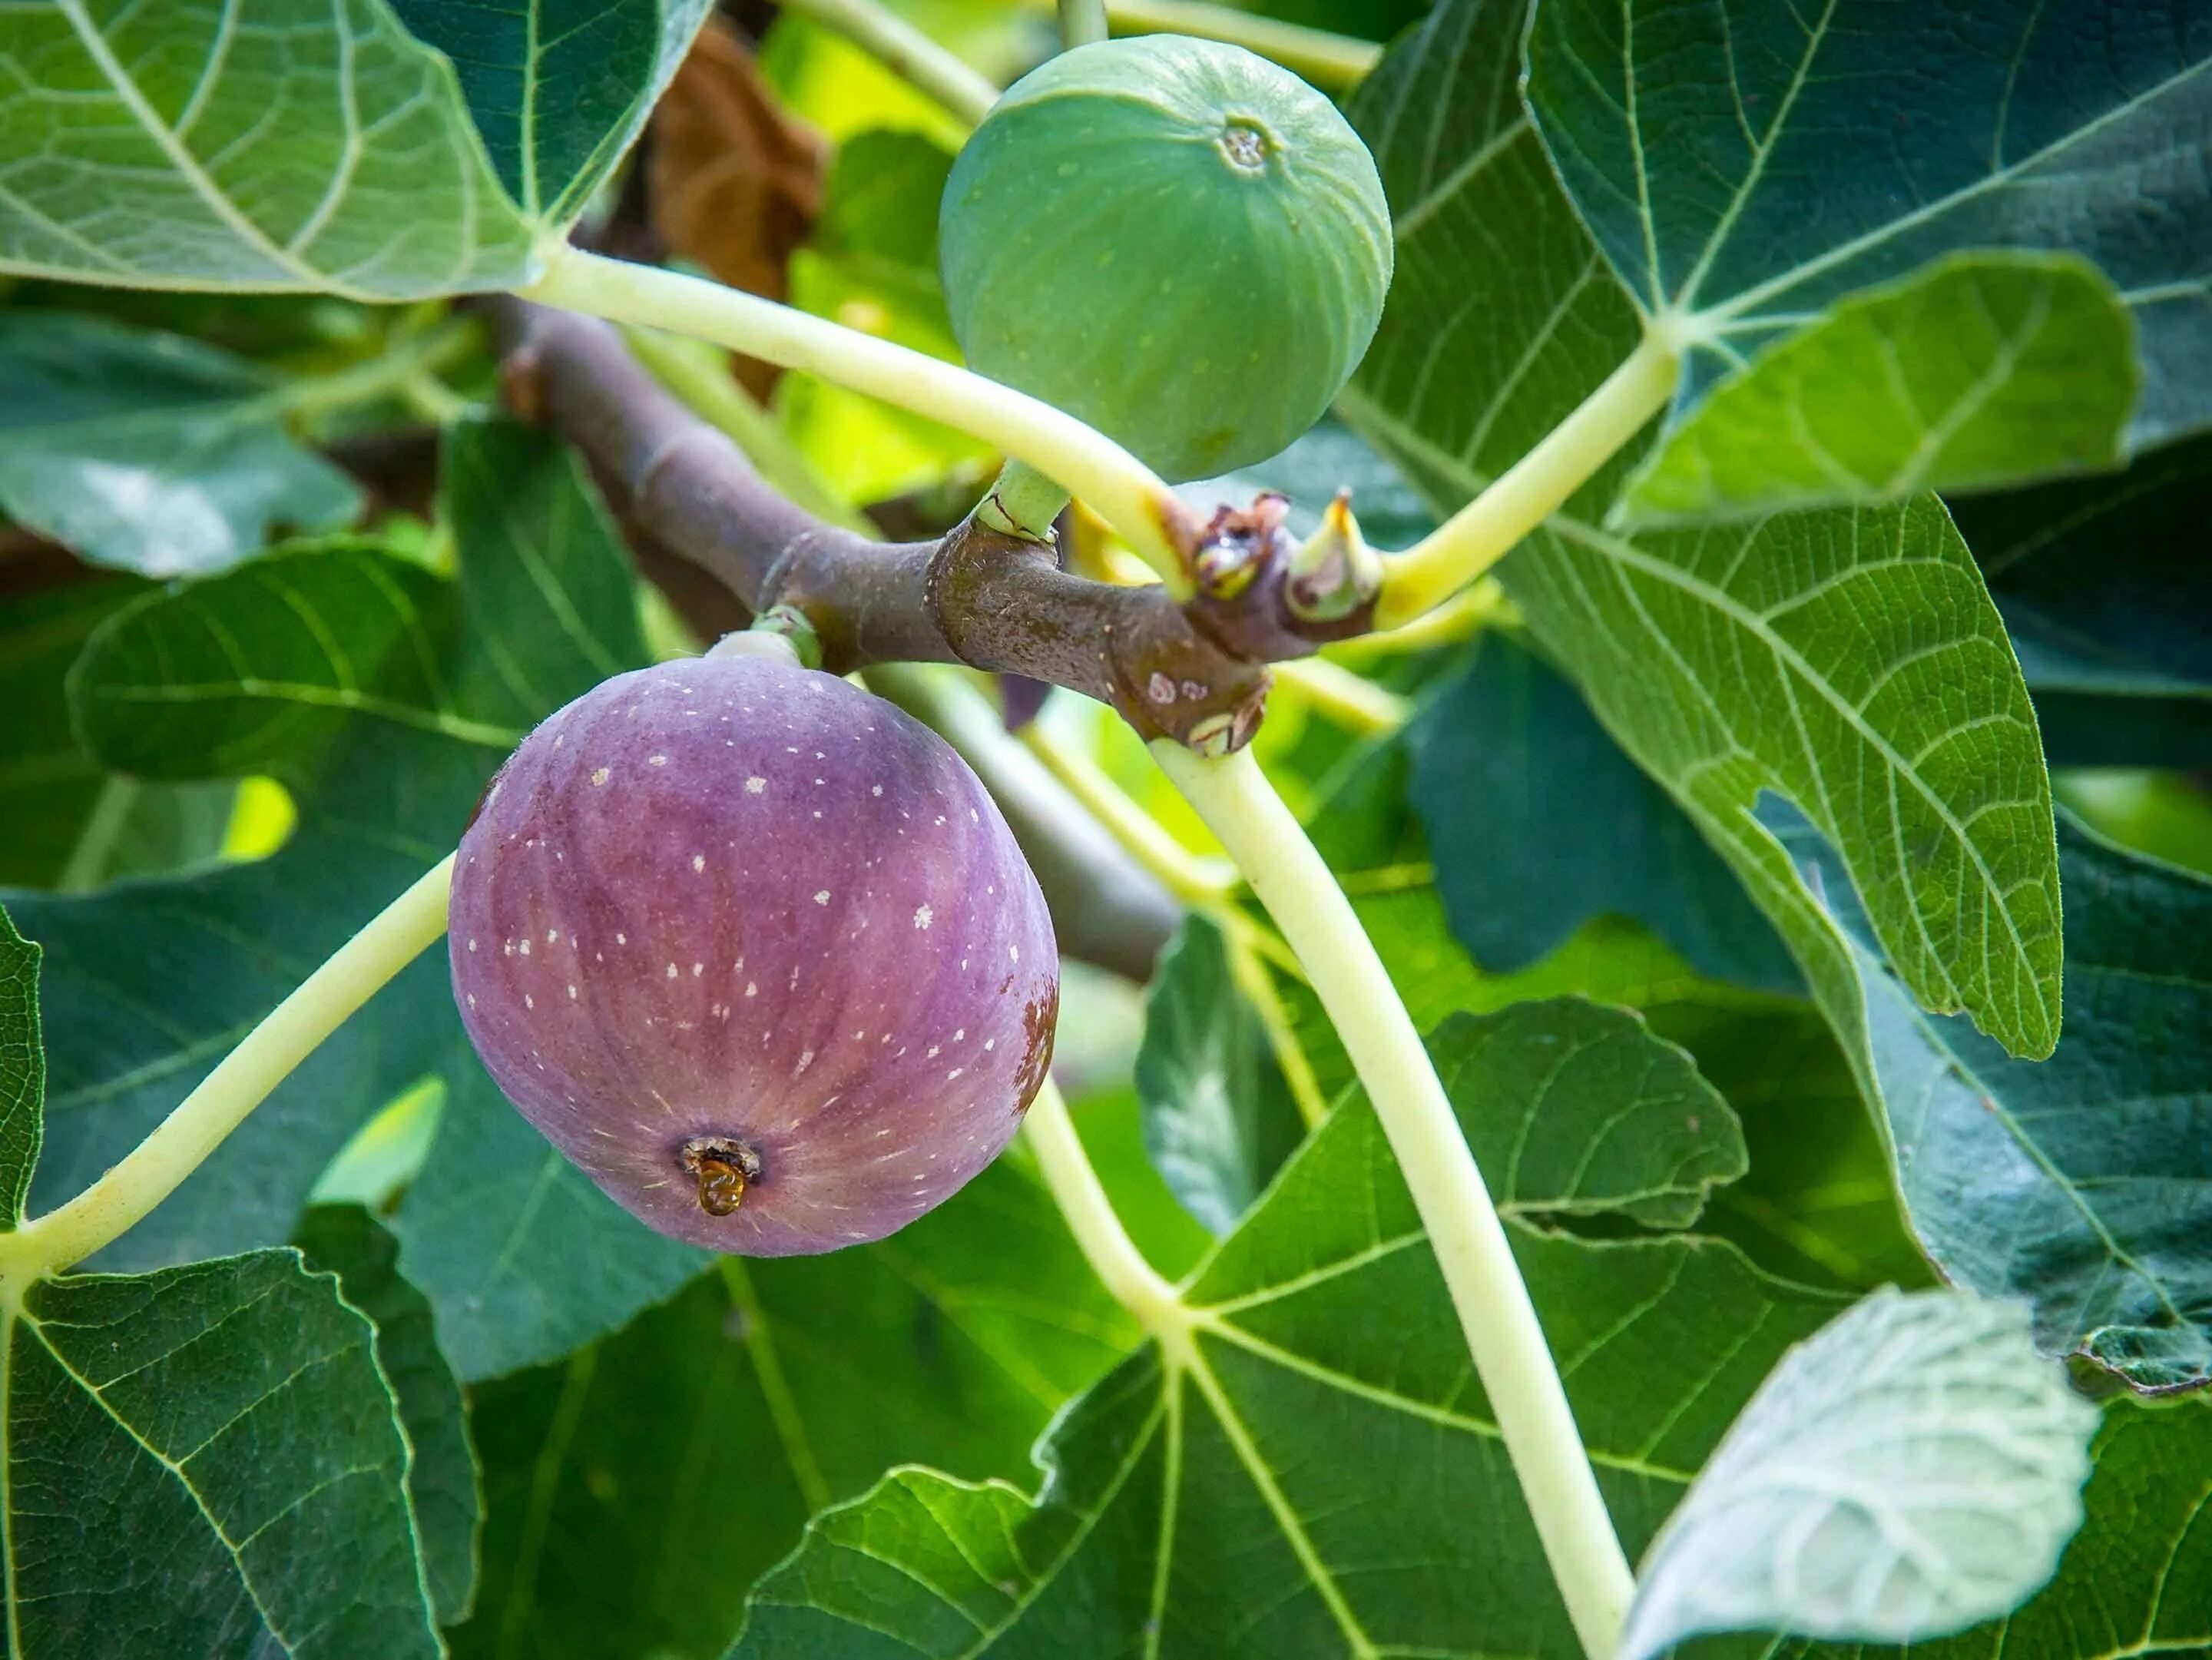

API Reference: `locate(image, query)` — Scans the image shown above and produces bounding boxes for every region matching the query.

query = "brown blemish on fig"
[1010,988,1060,1116]
[680,1135,761,1216]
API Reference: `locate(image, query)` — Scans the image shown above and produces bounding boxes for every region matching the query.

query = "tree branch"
[482,295,1370,754]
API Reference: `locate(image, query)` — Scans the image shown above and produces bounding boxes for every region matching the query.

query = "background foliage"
[0,0,2206,1655]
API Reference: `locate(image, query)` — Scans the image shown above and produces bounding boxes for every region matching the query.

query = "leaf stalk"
[1377,335,1678,628]
[0,856,455,1281]
[1150,744,1636,1658]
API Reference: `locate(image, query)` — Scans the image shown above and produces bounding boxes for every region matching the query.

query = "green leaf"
[0,313,359,576]
[1431,999,1746,1228]
[1951,434,2212,768]
[0,579,237,892]
[0,939,442,1655]
[393,1065,707,1381]
[4,422,704,1379]
[452,1153,1134,1660]
[3,1251,441,1655]
[0,0,536,296]
[1344,0,2065,1062]
[1134,915,1306,1235]
[1624,1288,2096,1659]
[1621,254,2138,524]
[816,127,956,277]
[733,1015,1842,1656]
[294,1203,482,1625]
[1524,0,2212,476]
[1783,810,2212,1393]
[0,905,39,1231]
[386,0,713,224]
[1406,635,1797,992]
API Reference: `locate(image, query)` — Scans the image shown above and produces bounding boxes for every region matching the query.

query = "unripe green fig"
[939,35,1392,482]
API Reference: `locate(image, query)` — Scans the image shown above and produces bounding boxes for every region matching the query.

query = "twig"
[483,294,1370,751]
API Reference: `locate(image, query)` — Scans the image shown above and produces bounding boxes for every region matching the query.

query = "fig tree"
[449,655,1058,1255]
[939,35,1393,482]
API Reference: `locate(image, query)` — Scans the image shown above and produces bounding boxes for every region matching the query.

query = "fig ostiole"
[449,656,1058,1255]
[939,35,1393,484]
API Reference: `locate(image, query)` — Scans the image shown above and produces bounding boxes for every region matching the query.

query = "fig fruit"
[939,35,1392,482]
[449,655,1058,1255]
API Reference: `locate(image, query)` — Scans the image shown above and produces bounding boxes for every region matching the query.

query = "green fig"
[940,36,1393,483]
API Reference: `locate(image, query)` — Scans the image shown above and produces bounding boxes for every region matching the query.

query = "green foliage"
[1952,434,2212,768]
[940,35,1391,481]
[1782,810,2212,1391]
[0,313,359,576]
[733,1008,1842,1656]
[4,422,702,1379]
[0,923,446,1652]
[0,0,708,297]
[1134,914,1304,1234]
[1525,0,2212,500]
[1406,635,1797,992]
[0,0,2207,1653]
[452,1150,1134,1659]
[1346,0,2064,1090]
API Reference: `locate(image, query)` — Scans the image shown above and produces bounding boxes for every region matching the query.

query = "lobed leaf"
[732,1010,1834,1655]
[1525,0,2212,495]
[1346,0,2065,1062]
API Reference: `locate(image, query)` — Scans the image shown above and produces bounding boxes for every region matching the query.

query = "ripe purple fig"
[449,655,1058,1254]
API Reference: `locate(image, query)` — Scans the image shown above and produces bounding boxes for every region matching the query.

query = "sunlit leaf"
[1624,1289,2096,1659]
[0,313,359,576]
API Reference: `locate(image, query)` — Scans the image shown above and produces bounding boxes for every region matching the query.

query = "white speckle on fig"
[449,654,1058,1256]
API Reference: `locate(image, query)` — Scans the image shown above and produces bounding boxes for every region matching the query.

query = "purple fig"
[449,655,1058,1254]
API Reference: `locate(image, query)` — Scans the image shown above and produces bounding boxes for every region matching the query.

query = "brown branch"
[481,295,1370,752]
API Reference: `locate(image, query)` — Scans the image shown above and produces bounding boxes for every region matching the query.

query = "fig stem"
[1022,1080,1182,1332]
[774,0,999,128]
[1270,658,1410,737]
[1021,0,1383,91]
[973,459,1071,544]
[0,855,456,1284]
[517,249,1190,586]
[1058,0,1110,48]
[1018,720,1240,906]
[1373,334,1679,630]
[1150,743,1636,1660]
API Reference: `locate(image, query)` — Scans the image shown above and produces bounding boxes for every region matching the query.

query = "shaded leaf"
[0,905,39,1230]
[4,1252,440,1656]
[1952,433,2212,768]
[0,578,236,892]
[452,1151,1134,1660]
[295,1203,482,1625]
[1624,1289,2096,1658]
[1526,0,2212,465]
[1407,635,1796,992]
[1134,915,1305,1235]
[1621,254,2137,524]
[1779,808,2212,1393]
[0,313,359,576]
